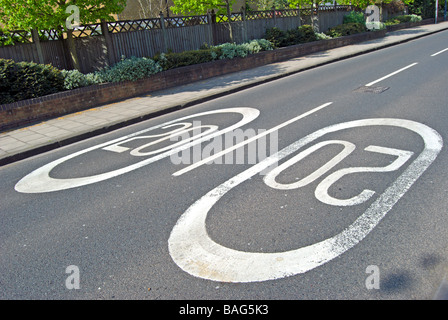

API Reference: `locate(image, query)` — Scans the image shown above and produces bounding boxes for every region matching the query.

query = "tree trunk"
[66,29,80,71]
[225,0,234,42]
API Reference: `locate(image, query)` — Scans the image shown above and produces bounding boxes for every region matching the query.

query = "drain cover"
[354,86,390,94]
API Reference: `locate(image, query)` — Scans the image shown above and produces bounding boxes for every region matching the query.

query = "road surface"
[1,29,448,302]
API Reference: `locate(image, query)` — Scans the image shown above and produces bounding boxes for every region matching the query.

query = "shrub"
[385,14,422,26]
[325,22,367,38]
[154,48,221,70]
[343,11,366,26]
[366,21,386,30]
[0,58,64,104]
[315,32,332,40]
[60,69,101,90]
[385,18,401,26]
[240,39,274,54]
[409,14,423,22]
[252,39,274,52]
[216,42,248,59]
[265,25,317,48]
[265,27,286,47]
[384,0,406,14]
[216,39,274,60]
[96,56,162,83]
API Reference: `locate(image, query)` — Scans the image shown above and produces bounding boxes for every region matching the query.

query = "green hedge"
[153,39,274,70]
[343,11,366,26]
[153,48,222,70]
[325,22,367,38]
[385,14,422,26]
[0,59,64,104]
[265,25,317,48]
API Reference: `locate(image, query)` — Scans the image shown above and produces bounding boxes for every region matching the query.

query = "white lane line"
[365,63,418,87]
[431,48,448,57]
[172,102,333,177]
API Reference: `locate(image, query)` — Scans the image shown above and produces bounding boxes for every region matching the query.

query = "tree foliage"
[0,0,126,31]
[331,0,415,10]
[247,0,291,10]
[171,0,236,15]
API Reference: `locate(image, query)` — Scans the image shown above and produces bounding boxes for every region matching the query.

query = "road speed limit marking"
[15,108,259,193]
[168,118,443,283]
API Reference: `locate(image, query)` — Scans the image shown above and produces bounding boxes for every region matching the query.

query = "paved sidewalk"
[1,21,448,166]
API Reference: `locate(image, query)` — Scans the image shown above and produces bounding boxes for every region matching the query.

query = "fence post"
[312,2,319,33]
[207,11,215,46]
[31,29,45,65]
[160,12,168,53]
[210,10,218,45]
[101,20,116,66]
[241,7,248,43]
[272,6,277,27]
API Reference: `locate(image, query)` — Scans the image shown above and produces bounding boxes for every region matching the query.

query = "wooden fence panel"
[40,40,70,70]
[0,43,39,64]
[165,24,211,53]
[75,36,109,73]
[111,29,165,60]
[212,23,232,45]
[318,10,347,32]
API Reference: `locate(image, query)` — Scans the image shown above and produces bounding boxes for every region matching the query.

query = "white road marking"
[172,102,334,177]
[264,140,356,190]
[168,118,442,283]
[431,48,448,56]
[365,63,418,87]
[15,108,259,193]
[314,145,414,206]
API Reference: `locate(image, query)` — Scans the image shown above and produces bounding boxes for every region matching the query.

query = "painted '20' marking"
[168,118,442,283]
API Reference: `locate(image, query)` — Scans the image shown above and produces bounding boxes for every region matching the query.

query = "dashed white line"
[431,48,448,57]
[365,63,418,87]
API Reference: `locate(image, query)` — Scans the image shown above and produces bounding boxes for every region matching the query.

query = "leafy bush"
[152,39,273,69]
[216,42,250,59]
[343,11,366,26]
[401,14,422,22]
[366,21,386,30]
[216,39,274,59]
[265,27,286,47]
[315,32,332,40]
[240,39,274,54]
[265,25,317,48]
[154,49,221,70]
[409,14,423,22]
[385,14,422,26]
[0,58,64,104]
[384,0,406,14]
[60,69,102,90]
[96,56,162,83]
[325,22,367,38]
[250,39,274,52]
[385,18,401,26]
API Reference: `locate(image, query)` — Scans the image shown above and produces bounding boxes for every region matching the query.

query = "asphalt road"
[1,29,448,303]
